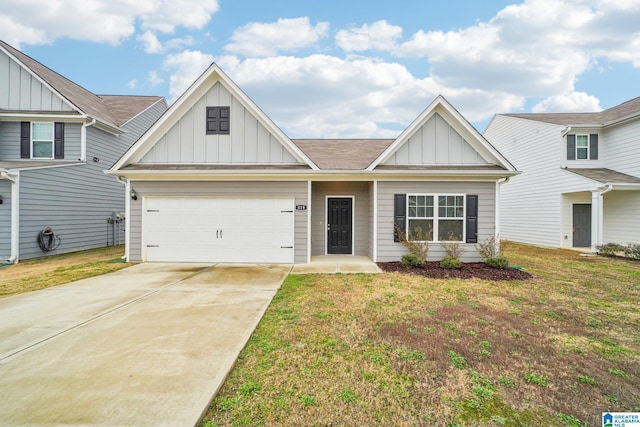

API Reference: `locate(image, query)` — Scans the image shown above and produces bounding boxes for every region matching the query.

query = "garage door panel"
[143,198,294,263]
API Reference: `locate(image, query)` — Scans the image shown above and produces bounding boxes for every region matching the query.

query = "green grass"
[201,243,640,426]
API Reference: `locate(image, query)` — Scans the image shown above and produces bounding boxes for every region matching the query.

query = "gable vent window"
[206,106,230,135]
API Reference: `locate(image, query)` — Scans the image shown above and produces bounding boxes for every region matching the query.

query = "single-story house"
[108,63,518,264]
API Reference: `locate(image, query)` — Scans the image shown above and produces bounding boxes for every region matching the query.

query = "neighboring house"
[108,63,517,264]
[484,97,640,251]
[0,40,167,262]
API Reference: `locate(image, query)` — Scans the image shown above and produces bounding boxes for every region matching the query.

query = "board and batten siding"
[384,113,489,166]
[128,181,308,263]
[603,191,640,245]
[484,115,591,248]
[0,180,11,259]
[139,82,298,165]
[0,122,81,161]
[0,50,74,112]
[376,181,496,262]
[310,182,370,256]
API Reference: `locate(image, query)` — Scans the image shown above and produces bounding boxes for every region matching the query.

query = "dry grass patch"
[202,244,640,427]
[0,246,131,297]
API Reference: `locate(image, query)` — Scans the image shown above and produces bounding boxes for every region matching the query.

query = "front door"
[327,197,353,254]
[573,204,592,247]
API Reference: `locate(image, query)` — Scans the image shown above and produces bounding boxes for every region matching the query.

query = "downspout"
[117,176,130,261]
[561,126,572,137]
[1,170,19,264]
[80,117,96,161]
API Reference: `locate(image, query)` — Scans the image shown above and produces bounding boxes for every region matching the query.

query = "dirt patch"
[377,261,533,281]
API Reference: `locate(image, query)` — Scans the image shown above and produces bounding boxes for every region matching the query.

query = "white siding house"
[484,97,640,251]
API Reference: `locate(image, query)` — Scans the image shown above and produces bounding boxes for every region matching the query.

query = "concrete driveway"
[0,263,290,426]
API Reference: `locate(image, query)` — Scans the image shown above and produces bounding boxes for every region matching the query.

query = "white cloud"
[128,79,138,89]
[532,92,602,113]
[137,30,163,54]
[335,20,403,52]
[137,30,194,54]
[225,17,329,57]
[215,55,520,137]
[147,70,164,87]
[392,0,640,100]
[164,50,213,101]
[0,0,219,46]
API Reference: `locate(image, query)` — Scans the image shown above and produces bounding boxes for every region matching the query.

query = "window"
[407,194,465,241]
[567,133,598,161]
[32,122,54,159]
[206,106,230,135]
[576,134,589,160]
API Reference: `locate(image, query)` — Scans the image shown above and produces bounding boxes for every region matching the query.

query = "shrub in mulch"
[377,261,533,281]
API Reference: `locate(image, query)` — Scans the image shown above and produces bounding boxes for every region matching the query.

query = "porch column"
[373,180,378,262]
[590,189,603,252]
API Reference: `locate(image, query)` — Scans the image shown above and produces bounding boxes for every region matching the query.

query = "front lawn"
[202,243,640,426]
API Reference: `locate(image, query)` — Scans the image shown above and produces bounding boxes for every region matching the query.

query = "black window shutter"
[20,122,30,158]
[466,195,478,243]
[567,134,576,160]
[589,134,598,160]
[393,194,406,242]
[54,122,65,159]
[206,106,230,135]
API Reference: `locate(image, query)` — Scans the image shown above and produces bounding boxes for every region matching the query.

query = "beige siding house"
[109,63,518,264]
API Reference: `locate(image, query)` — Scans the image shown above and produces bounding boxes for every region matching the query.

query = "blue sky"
[1,0,639,137]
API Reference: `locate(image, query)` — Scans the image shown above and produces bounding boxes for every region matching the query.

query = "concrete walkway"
[0,263,289,427]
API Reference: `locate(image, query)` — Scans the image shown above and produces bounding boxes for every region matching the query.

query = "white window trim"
[575,134,590,160]
[31,122,54,160]
[407,193,466,242]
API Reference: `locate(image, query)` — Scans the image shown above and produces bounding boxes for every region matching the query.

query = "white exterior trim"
[307,180,312,263]
[373,180,378,262]
[324,195,355,255]
[1,170,20,263]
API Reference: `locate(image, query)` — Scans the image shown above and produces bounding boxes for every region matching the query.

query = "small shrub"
[484,256,509,269]
[476,235,500,258]
[394,223,431,262]
[441,235,466,259]
[624,243,640,260]
[401,253,424,268]
[440,256,461,269]
[596,243,625,256]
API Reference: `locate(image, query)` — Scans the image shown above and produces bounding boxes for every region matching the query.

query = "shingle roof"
[0,40,163,127]
[292,139,394,170]
[505,97,640,126]
[566,168,640,184]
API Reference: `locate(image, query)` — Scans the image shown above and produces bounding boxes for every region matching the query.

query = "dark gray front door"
[327,198,352,254]
[573,204,592,247]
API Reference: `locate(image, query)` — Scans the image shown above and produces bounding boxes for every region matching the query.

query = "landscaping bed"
[377,261,534,280]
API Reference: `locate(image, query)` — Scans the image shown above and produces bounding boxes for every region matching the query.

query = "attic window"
[206,106,230,135]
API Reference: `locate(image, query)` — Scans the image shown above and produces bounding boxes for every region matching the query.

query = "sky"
[1,0,639,138]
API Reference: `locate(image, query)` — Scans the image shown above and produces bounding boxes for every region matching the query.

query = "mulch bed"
[377,261,533,281]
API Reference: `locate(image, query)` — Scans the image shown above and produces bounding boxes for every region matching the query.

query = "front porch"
[291,255,382,274]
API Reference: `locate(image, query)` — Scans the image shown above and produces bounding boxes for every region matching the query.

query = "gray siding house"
[0,40,167,262]
[108,63,518,264]
[484,97,640,251]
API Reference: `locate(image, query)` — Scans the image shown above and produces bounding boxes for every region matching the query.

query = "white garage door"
[143,197,295,263]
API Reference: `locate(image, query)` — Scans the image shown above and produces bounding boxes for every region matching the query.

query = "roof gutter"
[561,126,572,137]
[1,170,19,264]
